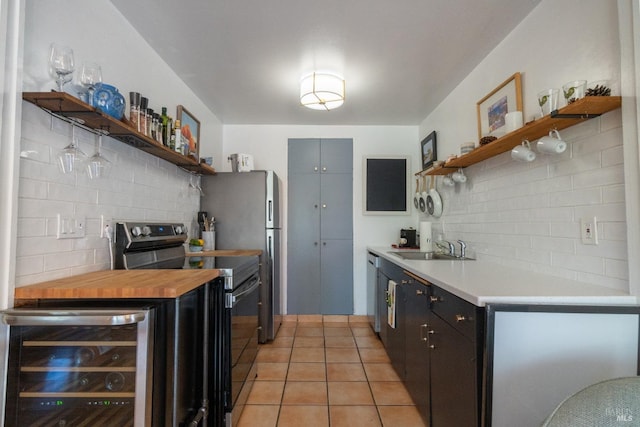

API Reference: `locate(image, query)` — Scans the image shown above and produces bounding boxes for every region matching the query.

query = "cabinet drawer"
[430,285,479,341]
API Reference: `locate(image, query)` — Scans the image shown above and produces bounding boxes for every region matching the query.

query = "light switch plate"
[57,214,86,239]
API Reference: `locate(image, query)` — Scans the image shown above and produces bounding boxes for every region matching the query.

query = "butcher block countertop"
[185,249,262,256]
[13,270,220,300]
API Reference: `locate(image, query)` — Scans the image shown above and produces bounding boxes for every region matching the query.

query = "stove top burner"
[114,222,259,290]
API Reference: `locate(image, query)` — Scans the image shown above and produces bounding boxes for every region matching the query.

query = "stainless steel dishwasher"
[367,252,380,332]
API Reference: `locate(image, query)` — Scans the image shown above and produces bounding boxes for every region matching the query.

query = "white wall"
[419,0,629,291]
[223,125,419,314]
[13,0,223,286]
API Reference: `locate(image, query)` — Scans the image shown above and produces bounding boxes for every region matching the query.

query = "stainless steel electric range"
[114,221,260,427]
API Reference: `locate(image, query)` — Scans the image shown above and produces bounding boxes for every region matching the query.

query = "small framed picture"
[420,131,437,170]
[177,105,200,159]
[476,72,523,139]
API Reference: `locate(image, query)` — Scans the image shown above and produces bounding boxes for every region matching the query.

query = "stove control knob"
[131,226,142,237]
[142,226,152,236]
[175,225,183,234]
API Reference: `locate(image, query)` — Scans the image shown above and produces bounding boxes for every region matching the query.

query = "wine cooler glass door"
[1,309,153,427]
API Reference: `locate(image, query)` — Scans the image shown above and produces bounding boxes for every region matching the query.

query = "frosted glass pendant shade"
[300,72,345,110]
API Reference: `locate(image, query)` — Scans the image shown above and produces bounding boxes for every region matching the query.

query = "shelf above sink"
[419,96,621,176]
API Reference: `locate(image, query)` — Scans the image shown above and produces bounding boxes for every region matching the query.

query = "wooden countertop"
[13,270,220,300]
[185,249,262,257]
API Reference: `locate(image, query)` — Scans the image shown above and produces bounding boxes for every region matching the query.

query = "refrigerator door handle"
[268,200,273,223]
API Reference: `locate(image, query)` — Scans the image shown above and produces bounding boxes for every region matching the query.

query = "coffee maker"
[400,228,417,248]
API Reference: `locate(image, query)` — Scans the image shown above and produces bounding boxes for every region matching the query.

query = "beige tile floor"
[237,316,427,427]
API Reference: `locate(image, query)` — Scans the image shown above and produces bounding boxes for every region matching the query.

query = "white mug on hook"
[537,129,567,154]
[511,140,536,162]
[451,169,467,183]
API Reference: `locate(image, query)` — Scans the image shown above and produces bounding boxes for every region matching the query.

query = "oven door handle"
[0,309,148,326]
[227,276,260,308]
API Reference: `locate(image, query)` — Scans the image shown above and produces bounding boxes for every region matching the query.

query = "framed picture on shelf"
[420,131,437,170]
[177,105,200,159]
[476,72,522,139]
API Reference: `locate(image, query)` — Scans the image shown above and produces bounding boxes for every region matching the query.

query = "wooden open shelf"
[422,96,621,175]
[23,91,216,175]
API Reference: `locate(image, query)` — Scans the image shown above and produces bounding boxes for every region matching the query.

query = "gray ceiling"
[110,0,540,125]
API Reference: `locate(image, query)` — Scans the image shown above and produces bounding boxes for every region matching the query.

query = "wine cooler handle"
[0,309,147,326]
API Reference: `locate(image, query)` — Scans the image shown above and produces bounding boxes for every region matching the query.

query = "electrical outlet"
[580,216,598,245]
[100,215,112,238]
[57,214,86,239]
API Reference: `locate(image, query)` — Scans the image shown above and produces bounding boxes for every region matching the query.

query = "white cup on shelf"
[505,111,523,133]
[511,140,536,162]
[537,129,567,154]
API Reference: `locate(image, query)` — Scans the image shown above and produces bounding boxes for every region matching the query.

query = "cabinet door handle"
[322,166,327,171]
[416,289,425,295]
[455,314,466,322]
[429,296,439,303]
[429,344,436,349]
[322,204,327,208]
[314,166,318,172]
[314,242,318,246]
[420,323,429,342]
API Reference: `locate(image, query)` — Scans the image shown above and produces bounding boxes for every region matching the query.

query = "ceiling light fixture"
[300,72,345,111]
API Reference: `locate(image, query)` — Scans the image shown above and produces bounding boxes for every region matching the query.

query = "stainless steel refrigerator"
[200,171,281,342]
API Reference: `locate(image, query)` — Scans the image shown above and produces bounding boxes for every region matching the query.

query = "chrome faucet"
[457,240,467,258]
[436,240,455,256]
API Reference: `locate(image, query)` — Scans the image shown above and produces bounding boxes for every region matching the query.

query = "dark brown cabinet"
[376,256,484,426]
[404,276,431,423]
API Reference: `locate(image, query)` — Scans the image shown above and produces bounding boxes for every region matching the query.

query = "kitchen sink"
[388,251,474,261]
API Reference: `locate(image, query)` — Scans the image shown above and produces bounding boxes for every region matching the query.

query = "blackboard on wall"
[364,157,410,214]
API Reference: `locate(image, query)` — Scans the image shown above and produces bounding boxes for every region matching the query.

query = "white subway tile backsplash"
[575,271,629,292]
[558,117,599,141]
[44,250,95,271]
[16,255,44,276]
[549,222,581,239]
[599,109,623,133]
[551,253,605,275]
[17,218,46,237]
[531,236,576,254]
[602,222,627,241]
[548,151,601,178]
[572,165,624,189]
[548,187,602,207]
[602,184,625,204]
[573,202,626,222]
[601,145,624,167]
[575,238,628,261]
[604,258,629,280]
[16,107,199,286]
[435,111,627,290]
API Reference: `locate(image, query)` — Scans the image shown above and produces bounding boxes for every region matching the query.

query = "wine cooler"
[2,309,153,427]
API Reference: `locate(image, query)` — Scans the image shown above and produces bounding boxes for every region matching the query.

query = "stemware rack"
[419,96,622,176]
[22,91,215,175]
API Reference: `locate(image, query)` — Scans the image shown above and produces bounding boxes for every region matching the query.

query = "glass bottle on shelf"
[160,107,169,146]
[139,97,148,136]
[146,108,154,138]
[129,92,141,132]
[173,119,182,153]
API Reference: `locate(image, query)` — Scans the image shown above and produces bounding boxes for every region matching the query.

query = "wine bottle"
[160,107,169,146]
